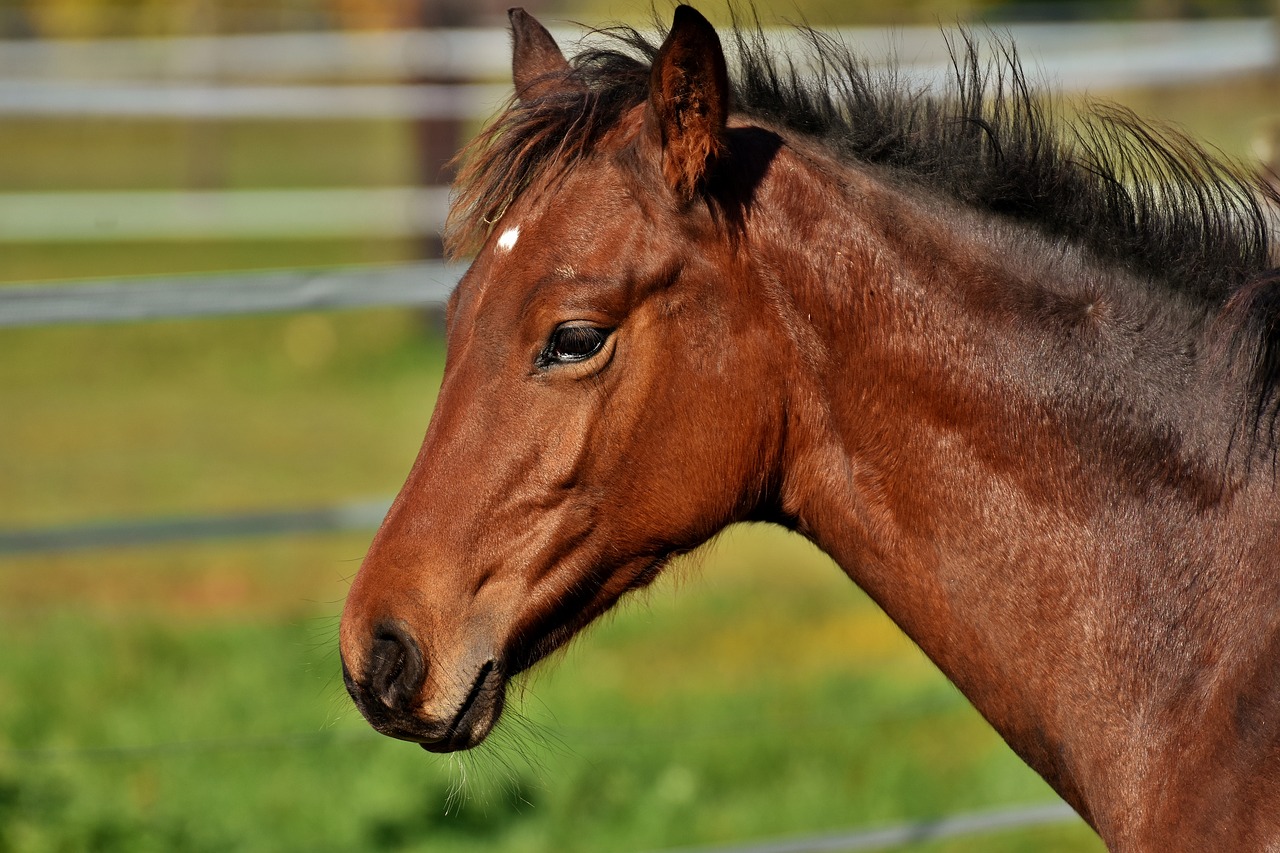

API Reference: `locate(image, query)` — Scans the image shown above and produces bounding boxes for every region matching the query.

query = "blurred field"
[0,526,1096,852]
[2,15,1276,852]
[0,303,1100,851]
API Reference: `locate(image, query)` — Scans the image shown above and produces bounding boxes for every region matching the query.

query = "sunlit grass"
[0,238,423,283]
[0,524,1095,853]
[0,119,416,192]
[0,308,441,524]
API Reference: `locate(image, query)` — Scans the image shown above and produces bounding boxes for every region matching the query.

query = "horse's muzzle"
[341,621,506,752]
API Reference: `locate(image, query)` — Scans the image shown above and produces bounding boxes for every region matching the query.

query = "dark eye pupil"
[550,326,605,362]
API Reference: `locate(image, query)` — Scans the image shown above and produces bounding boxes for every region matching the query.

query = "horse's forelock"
[445,40,657,259]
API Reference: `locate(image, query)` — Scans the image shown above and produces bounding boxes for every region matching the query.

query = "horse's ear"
[510,8,575,101]
[647,5,729,200]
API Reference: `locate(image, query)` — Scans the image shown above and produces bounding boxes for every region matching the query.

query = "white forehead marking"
[496,226,520,252]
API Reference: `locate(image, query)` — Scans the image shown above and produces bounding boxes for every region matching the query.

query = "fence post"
[1265,1,1280,187]
[413,0,489,331]
[411,1,540,329]
[415,0,488,258]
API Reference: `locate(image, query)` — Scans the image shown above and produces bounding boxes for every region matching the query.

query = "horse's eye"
[542,324,609,365]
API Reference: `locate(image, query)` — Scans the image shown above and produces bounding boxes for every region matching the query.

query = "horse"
[339,6,1280,849]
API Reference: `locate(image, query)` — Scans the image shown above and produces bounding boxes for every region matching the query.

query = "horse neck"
[745,145,1280,841]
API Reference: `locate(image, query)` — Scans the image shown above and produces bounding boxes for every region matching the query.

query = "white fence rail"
[0,187,450,242]
[0,261,459,327]
[0,20,1271,240]
[0,26,526,81]
[0,261,461,556]
[0,19,1271,117]
[0,498,393,555]
[0,80,510,119]
[650,803,1080,853]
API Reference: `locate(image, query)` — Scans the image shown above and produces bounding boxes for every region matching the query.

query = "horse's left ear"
[647,5,729,200]
[510,8,575,101]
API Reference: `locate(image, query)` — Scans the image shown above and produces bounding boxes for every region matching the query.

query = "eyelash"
[538,324,611,367]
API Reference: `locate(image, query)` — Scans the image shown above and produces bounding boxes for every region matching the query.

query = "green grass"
[0,239,423,284]
[0,526,1095,853]
[0,120,418,192]
[0,310,443,524]
[1102,72,1279,169]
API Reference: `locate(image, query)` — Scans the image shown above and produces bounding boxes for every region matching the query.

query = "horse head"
[339,7,790,751]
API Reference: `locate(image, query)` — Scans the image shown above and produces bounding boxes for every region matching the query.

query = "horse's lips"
[343,652,506,751]
[418,660,506,753]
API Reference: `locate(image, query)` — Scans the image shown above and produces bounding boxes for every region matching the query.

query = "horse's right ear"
[510,8,575,101]
[646,5,729,201]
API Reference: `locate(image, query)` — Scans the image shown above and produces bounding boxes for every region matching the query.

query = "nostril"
[367,621,425,712]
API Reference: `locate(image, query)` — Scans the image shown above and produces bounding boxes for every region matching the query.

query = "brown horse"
[340,7,1280,849]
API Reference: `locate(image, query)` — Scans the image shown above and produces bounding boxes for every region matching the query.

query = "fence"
[6,16,1273,849]
[4,16,1277,554]
[0,263,461,555]
[0,18,1272,90]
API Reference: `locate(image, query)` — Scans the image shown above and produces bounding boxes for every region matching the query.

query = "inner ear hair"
[647,5,730,201]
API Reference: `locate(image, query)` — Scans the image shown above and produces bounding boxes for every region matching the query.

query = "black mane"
[448,15,1280,417]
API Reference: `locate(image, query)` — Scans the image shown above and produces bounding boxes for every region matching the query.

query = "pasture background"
[2,1,1277,850]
